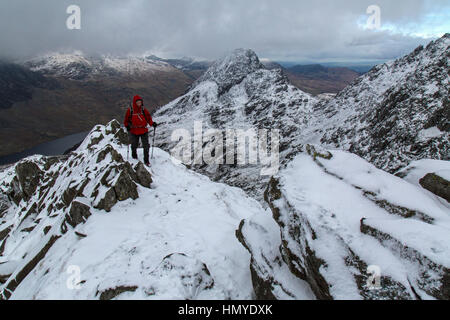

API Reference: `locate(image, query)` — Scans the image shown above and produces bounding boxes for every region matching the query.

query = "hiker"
[124,95,158,166]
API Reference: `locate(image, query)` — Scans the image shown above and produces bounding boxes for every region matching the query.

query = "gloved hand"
[126,125,131,132]
[153,122,159,128]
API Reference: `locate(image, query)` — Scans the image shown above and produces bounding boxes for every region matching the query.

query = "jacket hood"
[132,95,144,110]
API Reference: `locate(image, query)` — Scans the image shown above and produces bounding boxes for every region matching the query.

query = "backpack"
[128,106,149,128]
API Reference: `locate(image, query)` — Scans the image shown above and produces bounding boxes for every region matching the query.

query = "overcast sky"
[0,0,448,63]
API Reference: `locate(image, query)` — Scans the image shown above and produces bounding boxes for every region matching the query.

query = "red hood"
[132,95,144,112]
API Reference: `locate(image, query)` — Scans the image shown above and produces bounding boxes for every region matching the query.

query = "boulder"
[97,144,124,164]
[143,253,215,299]
[65,200,92,229]
[0,194,10,218]
[419,173,450,202]
[15,161,42,200]
[114,171,138,201]
[134,162,153,188]
[94,188,117,213]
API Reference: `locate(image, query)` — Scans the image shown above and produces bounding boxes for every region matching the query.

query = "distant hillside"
[285,64,361,95]
[0,54,206,157]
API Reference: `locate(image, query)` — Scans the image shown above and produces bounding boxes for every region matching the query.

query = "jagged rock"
[114,172,138,202]
[361,218,450,300]
[143,253,215,299]
[264,176,333,300]
[105,119,121,135]
[114,128,129,145]
[419,173,450,202]
[247,149,450,300]
[1,234,60,300]
[192,48,265,95]
[236,220,277,300]
[105,119,129,145]
[62,186,78,207]
[317,34,450,173]
[87,133,104,148]
[98,285,138,300]
[0,225,12,243]
[42,156,63,171]
[15,161,42,201]
[7,177,23,206]
[0,194,10,218]
[94,188,117,213]
[134,162,153,188]
[96,144,124,164]
[43,226,51,235]
[65,200,92,229]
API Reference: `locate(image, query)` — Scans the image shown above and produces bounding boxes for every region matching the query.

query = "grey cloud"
[0,0,448,62]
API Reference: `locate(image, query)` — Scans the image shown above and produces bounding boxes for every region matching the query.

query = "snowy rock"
[192,48,264,95]
[134,162,153,188]
[142,253,215,299]
[0,194,10,218]
[15,161,43,201]
[154,49,317,201]
[113,171,139,202]
[239,146,450,300]
[419,173,450,202]
[65,199,92,229]
[97,285,138,300]
[312,34,449,173]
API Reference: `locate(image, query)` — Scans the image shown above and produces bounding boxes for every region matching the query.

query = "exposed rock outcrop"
[0,120,153,299]
[419,173,450,202]
[237,146,450,300]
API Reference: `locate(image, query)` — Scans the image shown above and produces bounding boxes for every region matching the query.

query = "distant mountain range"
[0,53,208,157]
[261,60,363,95]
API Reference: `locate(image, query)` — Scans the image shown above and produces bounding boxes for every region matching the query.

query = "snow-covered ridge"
[0,120,266,299]
[154,48,317,201]
[308,33,450,172]
[238,145,450,300]
[22,52,175,80]
[153,35,448,202]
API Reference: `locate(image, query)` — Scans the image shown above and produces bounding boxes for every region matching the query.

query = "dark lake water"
[0,131,90,165]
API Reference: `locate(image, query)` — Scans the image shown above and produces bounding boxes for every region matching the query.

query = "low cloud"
[0,0,448,62]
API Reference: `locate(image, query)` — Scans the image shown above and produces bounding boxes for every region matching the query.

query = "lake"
[0,131,90,165]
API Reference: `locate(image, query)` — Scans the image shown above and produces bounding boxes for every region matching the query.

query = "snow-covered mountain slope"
[0,120,272,300]
[22,52,175,80]
[238,145,450,300]
[306,34,449,173]
[154,48,317,200]
[153,35,448,202]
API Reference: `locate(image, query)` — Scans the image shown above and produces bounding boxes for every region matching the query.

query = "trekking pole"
[127,132,130,161]
[151,126,156,159]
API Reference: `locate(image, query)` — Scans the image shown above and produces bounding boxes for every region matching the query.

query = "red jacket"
[124,95,154,135]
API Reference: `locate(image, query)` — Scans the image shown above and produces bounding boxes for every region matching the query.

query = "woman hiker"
[124,95,158,166]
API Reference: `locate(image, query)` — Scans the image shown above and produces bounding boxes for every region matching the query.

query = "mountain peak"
[193,48,264,95]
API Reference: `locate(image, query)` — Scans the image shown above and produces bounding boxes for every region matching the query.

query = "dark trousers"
[130,132,150,163]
